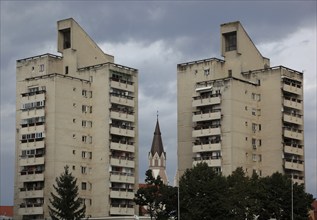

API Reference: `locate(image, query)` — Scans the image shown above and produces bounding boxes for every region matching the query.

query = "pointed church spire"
[148,114,168,184]
[150,116,165,157]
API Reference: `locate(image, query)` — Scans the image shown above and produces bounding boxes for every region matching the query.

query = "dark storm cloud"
[1,1,316,205]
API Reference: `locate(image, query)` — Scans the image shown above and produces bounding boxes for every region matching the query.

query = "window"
[82,136,87,142]
[224,31,237,51]
[73,150,76,155]
[82,182,87,190]
[73,118,76,123]
[81,166,87,174]
[228,70,232,77]
[204,68,210,76]
[252,154,257,162]
[61,28,71,49]
[252,138,256,149]
[65,66,69,74]
[39,64,44,72]
[252,108,256,116]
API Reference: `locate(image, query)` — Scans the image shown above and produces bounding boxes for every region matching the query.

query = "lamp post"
[178,171,180,220]
[291,173,294,220]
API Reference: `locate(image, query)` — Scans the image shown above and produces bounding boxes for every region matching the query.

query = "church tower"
[148,117,168,184]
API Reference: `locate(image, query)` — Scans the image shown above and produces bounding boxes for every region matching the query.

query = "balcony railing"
[110,141,135,153]
[110,126,135,138]
[192,126,221,138]
[283,127,303,140]
[110,79,134,92]
[192,111,221,122]
[110,157,135,168]
[110,95,135,107]
[110,110,135,122]
[110,188,134,199]
[283,97,302,110]
[282,82,302,96]
[284,144,304,156]
[20,156,45,166]
[110,204,134,215]
[20,172,44,182]
[193,156,221,167]
[110,172,135,184]
[284,159,304,172]
[192,95,221,107]
[21,108,45,119]
[283,112,303,125]
[193,142,221,153]
[19,188,44,199]
[19,203,43,215]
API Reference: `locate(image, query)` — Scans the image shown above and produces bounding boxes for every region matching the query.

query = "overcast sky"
[1,1,316,205]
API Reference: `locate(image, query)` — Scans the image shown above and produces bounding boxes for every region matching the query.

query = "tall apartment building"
[14,18,138,219]
[177,21,304,184]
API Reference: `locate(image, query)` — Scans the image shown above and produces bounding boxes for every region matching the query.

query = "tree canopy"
[134,169,178,220]
[49,166,86,220]
[179,163,313,220]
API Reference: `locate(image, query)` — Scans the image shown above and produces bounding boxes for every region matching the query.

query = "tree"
[179,163,228,220]
[134,169,178,220]
[49,166,86,220]
[179,163,313,219]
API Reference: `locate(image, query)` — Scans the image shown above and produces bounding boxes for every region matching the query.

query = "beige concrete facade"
[177,21,304,184]
[14,18,138,219]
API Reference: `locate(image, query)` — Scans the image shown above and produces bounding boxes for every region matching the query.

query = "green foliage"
[49,166,86,220]
[134,170,178,220]
[179,163,313,220]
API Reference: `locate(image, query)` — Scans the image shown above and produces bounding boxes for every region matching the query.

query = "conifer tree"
[49,166,86,220]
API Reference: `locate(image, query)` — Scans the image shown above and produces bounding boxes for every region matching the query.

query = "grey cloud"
[1,1,316,205]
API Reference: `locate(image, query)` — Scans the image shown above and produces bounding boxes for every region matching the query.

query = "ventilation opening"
[224,31,237,51]
[61,28,71,49]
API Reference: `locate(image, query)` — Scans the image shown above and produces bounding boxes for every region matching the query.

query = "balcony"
[284,160,304,172]
[192,111,221,122]
[283,83,302,96]
[21,93,45,104]
[19,188,44,199]
[20,173,44,182]
[21,108,45,119]
[18,205,43,215]
[110,172,135,184]
[110,79,134,92]
[283,127,303,140]
[193,142,221,153]
[110,126,135,138]
[20,140,45,150]
[284,144,303,156]
[110,95,134,107]
[110,205,134,215]
[192,96,221,108]
[110,141,135,153]
[193,157,221,167]
[20,124,45,134]
[283,97,302,110]
[110,157,135,168]
[110,189,134,199]
[283,113,303,125]
[110,110,134,122]
[192,126,221,138]
[20,155,45,166]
